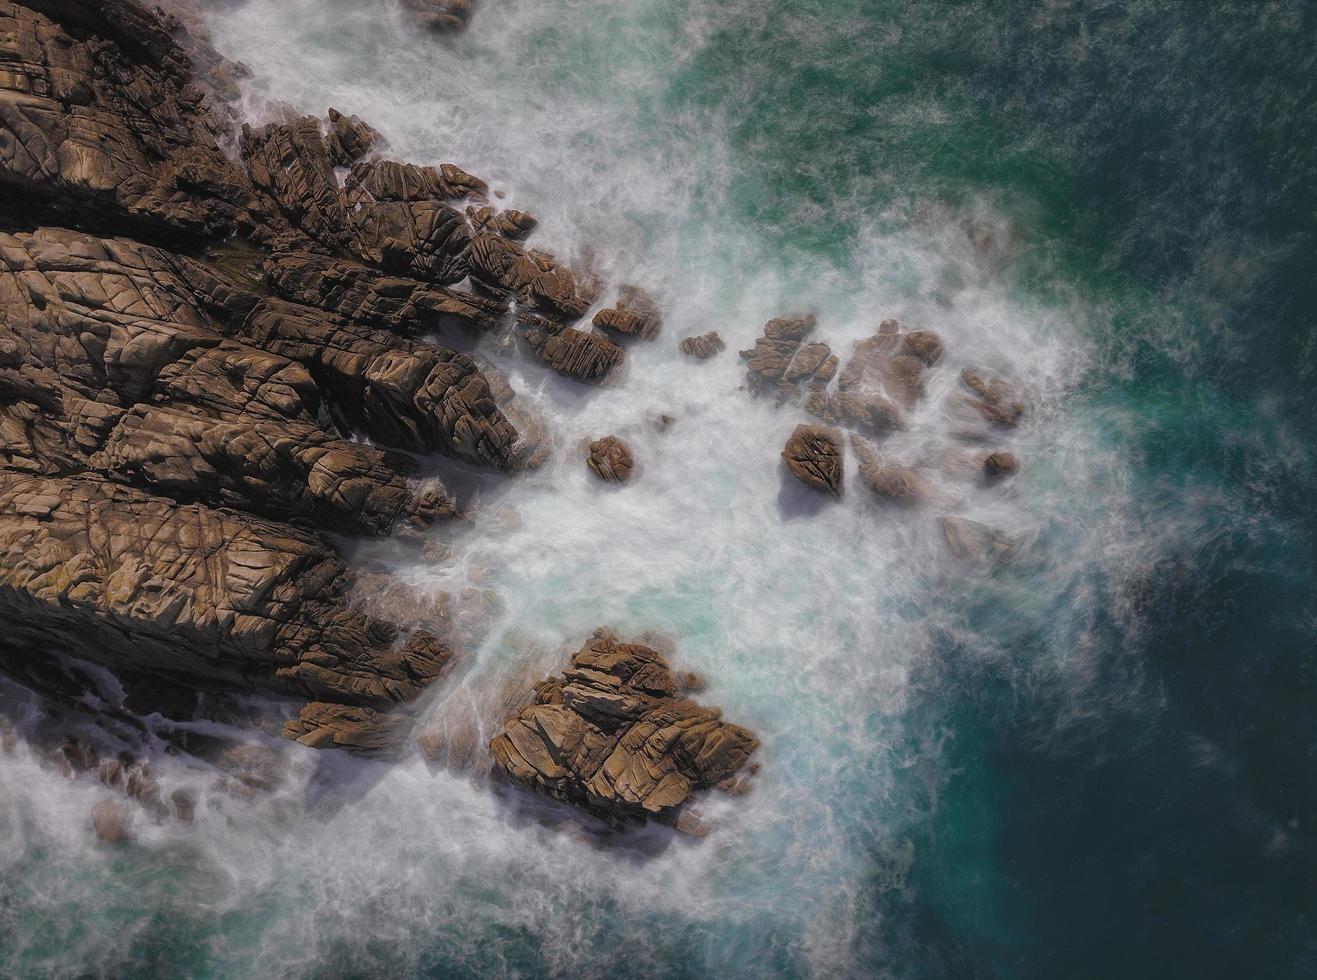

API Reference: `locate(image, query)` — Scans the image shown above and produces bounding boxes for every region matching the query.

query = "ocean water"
[2,1,1314,977]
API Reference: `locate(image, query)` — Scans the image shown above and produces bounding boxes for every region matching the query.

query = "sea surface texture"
[2,1,1314,977]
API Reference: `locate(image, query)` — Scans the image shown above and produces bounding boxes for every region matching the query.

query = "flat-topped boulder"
[490,629,759,827]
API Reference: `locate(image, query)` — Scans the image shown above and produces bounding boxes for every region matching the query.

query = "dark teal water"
[2,1,1313,977]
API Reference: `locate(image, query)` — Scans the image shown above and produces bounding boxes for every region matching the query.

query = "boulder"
[586,435,635,485]
[782,424,843,496]
[983,451,1019,480]
[91,799,132,843]
[592,285,662,340]
[680,332,726,359]
[490,629,758,825]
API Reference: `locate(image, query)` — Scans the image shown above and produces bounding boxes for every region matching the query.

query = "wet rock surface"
[0,0,662,755]
[681,331,726,359]
[585,435,635,485]
[490,629,759,826]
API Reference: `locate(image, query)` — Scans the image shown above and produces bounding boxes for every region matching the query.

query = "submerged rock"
[490,629,759,826]
[958,369,1026,428]
[91,799,133,844]
[937,516,1032,564]
[782,424,844,496]
[586,436,635,485]
[854,438,936,503]
[401,0,476,32]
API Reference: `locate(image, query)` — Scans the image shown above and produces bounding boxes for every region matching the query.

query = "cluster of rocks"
[490,628,758,828]
[754,311,1029,559]
[0,0,674,766]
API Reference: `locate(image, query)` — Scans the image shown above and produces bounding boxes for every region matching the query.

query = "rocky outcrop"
[592,285,662,340]
[681,331,725,359]
[585,435,635,485]
[490,629,758,826]
[0,0,573,753]
[0,0,271,240]
[782,424,843,496]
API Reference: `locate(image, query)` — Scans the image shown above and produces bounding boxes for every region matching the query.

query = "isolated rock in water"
[681,332,726,359]
[91,799,132,843]
[782,424,844,496]
[959,369,1025,428]
[937,516,1031,564]
[170,788,198,823]
[490,628,759,825]
[401,0,476,32]
[586,436,635,485]
[983,451,1019,480]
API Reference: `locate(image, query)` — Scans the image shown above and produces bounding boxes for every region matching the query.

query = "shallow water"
[2,1,1313,977]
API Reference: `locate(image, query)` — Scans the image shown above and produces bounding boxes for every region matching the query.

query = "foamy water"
[1,1,1256,977]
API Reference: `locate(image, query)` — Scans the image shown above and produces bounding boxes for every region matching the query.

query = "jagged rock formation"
[592,285,662,340]
[585,435,635,485]
[0,0,646,753]
[782,424,843,496]
[681,331,725,359]
[490,629,759,826]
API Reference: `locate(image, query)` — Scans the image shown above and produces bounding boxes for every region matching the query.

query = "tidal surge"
[1,1,1313,978]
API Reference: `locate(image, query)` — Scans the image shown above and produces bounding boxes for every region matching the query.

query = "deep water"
[2,1,1314,977]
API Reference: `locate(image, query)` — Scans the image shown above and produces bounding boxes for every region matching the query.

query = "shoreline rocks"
[0,0,633,754]
[490,628,759,827]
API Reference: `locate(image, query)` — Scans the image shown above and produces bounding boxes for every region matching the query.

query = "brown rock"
[490,629,759,825]
[518,315,623,383]
[170,788,197,823]
[91,799,132,843]
[681,332,726,360]
[983,451,1019,479]
[782,424,843,496]
[586,435,635,485]
[326,108,382,167]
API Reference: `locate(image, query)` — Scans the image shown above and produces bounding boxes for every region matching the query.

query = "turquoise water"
[1,1,1313,977]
